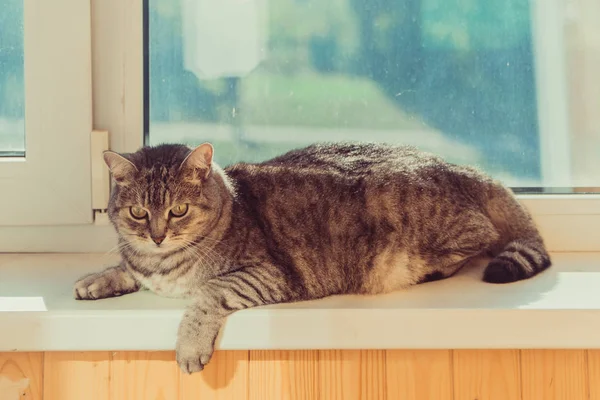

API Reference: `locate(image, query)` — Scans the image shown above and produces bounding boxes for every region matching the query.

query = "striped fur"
[73,142,551,373]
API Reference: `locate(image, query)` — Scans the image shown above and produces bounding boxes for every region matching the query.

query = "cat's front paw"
[74,266,139,300]
[74,272,117,300]
[176,333,215,374]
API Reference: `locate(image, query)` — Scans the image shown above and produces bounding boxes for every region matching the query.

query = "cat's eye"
[130,206,148,219]
[170,204,189,217]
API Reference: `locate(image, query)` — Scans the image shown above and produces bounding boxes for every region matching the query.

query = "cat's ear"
[180,143,214,182]
[103,151,138,184]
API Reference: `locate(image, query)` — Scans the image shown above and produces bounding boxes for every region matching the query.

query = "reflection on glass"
[0,0,24,156]
[148,0,600,190]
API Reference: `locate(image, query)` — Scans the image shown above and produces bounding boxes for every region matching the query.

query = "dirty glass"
[0,0,25,156]
[147,0,600,191]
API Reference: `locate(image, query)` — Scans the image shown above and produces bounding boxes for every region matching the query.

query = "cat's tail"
[482,186,552,284]
[483,238,551,283]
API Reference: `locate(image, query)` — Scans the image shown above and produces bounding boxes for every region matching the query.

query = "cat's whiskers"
[197,240,229,267]
[121,241,140,258]
[101,243,123,260]
[176,237,227,273]
[112,233,149,259]
[180,242,212,271]
[100,234,138,257]
[177,238,212,267]
[178,232,224,246]
[184,246,208,267]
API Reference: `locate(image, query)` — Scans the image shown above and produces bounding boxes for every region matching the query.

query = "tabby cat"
[74,142,551,374]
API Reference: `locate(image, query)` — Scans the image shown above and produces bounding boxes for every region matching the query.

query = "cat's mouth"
[128,237,178,254]
[147,240,176,253]
[123,233,191,255]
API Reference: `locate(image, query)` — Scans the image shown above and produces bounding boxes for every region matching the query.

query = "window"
[0,0,24,156]
[0,0,598,252]
[0,0,92,226]
[146,0,598,193]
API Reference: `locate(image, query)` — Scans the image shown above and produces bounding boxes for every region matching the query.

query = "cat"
[74,141,551,374]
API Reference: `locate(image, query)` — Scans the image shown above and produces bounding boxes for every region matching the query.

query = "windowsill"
[0,252,598,352]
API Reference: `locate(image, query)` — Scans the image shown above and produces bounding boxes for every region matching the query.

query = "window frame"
[0,0,93,226]
[0,0,598,253]
[531,0,573,186]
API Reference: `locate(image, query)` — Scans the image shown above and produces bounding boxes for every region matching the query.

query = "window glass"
[147,0,600,191]
[0,0,25,156]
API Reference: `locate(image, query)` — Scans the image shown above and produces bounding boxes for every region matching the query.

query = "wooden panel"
[318,350,386,400]
[521,350,588,400]
[358,350,386,400]
[0,353,43,400]
[453,350,520,400]
[180,350,249,400]
[249,350,318,400]
[586,350,600,400]
[386,350,452,400]
[4,348,599,400]
[318,350,361,400]
[111,351,179,400]
[43,351,110,400]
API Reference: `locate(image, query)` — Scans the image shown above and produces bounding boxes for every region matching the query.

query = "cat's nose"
[152,235,166,245]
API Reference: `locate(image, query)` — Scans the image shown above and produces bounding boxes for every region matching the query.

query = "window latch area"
[91,130,110,225]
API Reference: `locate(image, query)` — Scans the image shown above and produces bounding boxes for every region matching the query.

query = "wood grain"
[521,350,589,400]
[318,350,361,400]
[180,350,249,400]
[110,351,179,400]
[43,351,110,400]
[0,353,43,400]
[453,350,521,400]
[586,350,600,400]
[358,350,386,400]
[386,350,452,400]
[249,350,318,400]
[6,348,600,399]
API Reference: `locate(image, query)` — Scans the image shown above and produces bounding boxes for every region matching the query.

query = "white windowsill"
[0,252,599,352]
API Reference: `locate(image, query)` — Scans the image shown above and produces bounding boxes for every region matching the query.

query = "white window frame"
[532,0,572,186]
[0,0,93,226]
[0,0,598,254]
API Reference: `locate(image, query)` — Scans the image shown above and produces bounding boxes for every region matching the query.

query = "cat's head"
[103,143,226,254]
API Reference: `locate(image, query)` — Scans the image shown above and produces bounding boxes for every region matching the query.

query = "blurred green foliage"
[0,0,24,120]
[148,0,539,177]
[0,0,541,178]
[422,0,530,49]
